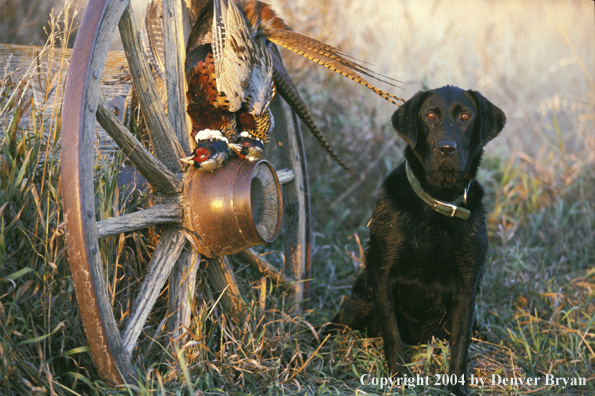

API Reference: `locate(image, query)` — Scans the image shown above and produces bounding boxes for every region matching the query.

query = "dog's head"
[391,85,506,196]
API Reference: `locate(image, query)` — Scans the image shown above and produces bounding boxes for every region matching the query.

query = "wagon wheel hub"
[183,158,282,258]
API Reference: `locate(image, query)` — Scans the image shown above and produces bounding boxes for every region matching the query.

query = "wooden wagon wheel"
[61,0,310,385]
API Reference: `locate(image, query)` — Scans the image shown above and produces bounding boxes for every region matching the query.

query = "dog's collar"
[405,161,471,220]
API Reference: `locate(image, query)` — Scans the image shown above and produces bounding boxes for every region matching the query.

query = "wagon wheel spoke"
[118,3,184,172]
[162,0,192,154]
[97,204,182,239]
[159,0,198,344]
[121,227,187,355]
[205,256,244,317]
[234,249,295,291]
[275,168,295,185]
[167,247,201,342]
[96,99,182,194]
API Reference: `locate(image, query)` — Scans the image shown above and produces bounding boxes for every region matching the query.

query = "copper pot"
[184,157,282,257]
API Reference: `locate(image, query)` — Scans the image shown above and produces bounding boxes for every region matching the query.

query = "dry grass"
[1,0,594,395]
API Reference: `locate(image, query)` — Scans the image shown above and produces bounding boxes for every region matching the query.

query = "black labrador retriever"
[330,86,506,396]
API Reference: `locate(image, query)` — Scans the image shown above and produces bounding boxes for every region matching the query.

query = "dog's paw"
[228,132,265,161]
[183,129,231,172]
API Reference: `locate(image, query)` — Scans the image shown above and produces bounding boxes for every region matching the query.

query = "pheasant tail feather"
[268,32,405,105]
[271,47,355,176]
[249,0,405,104]
[144,0,166,79]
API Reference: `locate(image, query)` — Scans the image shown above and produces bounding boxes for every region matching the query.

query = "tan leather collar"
[405,161,471,220]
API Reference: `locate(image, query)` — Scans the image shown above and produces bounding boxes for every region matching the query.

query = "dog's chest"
[390,220,475,283]
[411,221,463,259]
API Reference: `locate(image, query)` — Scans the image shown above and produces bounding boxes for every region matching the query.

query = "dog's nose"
[438,140,457,156]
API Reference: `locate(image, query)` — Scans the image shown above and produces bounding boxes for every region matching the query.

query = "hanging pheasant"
[144,0,405,172]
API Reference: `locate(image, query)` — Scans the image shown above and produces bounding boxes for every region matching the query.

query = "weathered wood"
[97,204,182,238]
[121,228,186,355]
[235,249,296,291]
[163,0,192,154]
[167,246,200,342]
[290,110,313,302]
[119,4,184,173]
[269,94,307,314]
[276,168,295,185]
[107,95,127,123]
[61,0,137,384]
[154,0,197,343]
[180,0,195,46]
[96,99,182,194]
[206,256,243,316]
[0,43,130,152]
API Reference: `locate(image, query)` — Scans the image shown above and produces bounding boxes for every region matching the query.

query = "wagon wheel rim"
[61,0,310,385]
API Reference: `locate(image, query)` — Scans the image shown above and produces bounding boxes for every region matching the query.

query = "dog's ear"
[467,90,506,146]
[391,90,427,148]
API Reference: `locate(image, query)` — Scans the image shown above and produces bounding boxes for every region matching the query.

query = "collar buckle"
[434,200,458,217]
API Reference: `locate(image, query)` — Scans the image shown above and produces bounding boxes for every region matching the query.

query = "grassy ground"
[1,0,593,395]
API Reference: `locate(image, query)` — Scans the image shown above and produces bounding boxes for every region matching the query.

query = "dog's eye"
[461,113,470,121]
[426,112,436,120]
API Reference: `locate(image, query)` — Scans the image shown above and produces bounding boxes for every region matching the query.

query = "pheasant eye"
[461,113,470,121]
[427,112,436,120]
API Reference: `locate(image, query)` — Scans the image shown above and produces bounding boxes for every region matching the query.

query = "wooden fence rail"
[0,43,132,153]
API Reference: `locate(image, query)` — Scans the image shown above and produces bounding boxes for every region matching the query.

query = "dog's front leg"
[368,263,406,376]
[448,289,476,396]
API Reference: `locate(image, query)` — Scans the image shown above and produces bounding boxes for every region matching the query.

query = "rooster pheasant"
[144,0,404,172]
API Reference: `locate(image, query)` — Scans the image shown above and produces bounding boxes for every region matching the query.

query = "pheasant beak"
[180,155,195,165]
